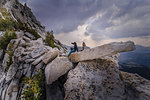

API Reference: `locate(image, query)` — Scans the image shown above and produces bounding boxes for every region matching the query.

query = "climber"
[82,42,87,51]
[71,42,78,52]
[68,42,78,57]
[68,47,75,56]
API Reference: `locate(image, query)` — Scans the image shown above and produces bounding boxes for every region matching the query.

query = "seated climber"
[71,42,78,52]
[82,42,87,51]
[68,47,75,56]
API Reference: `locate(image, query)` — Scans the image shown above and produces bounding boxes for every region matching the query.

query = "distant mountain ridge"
[119,45,150,80]
[119,45,150,67]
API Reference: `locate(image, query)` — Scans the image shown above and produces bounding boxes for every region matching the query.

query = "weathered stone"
[22,36,31,43]
[0,49,4,60]
[6,63,18,82]
[11,38,21,50]
[15,31,24,38]
[2,53,9,70]
[64,60,125,100]
[18,39,26,47]
[0,73,6,84]
[120,72,150,100]
[25,64,32,77]
[22,64,30,75]
[35,61,44,69]
[24,46,36,52]
[1,86,8,100]
[29,38,44,47]
[24,32,35,40]
[69,41,135,63]
[45,46,53,51]
[30,46,48,59]
[42,48,59,64]
[5,79,19,100]
[32,54,46,65]
[14,47,25,58]
[13,47,25,62]
[45,57,72,84]
[2,40,21,70]
[25,58,35,63]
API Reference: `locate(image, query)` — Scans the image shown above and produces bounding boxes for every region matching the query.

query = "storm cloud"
[19,0,150,46]
[88,0,150,40]
[20,0,103,33]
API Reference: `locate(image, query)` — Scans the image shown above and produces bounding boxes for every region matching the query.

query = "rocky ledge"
[0,0,150,100]
[0,33,149,100]
[44,40,150,100]
[69,41,135,63]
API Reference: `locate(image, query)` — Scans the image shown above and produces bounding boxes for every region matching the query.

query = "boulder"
[120,72,150,100]
[15,31,24,38]
[18,39,26,47]
[35,61,44,69]
[65,55,150,100]
[45,57,72,84]
[32,54,46,65]
[64,60,125,100]
[42,48,59,64]
[29,38,44,47]
[24,32,35,40]
[23,36,31,43]
[30,46,48,59]
[69,41,135,63]
[14,47,25,62]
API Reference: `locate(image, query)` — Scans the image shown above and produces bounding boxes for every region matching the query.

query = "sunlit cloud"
[19,0,150,47]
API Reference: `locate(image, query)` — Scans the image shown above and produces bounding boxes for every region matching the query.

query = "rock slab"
[45,57,72,84]
[42,48,59,64]
[69,41,135,62]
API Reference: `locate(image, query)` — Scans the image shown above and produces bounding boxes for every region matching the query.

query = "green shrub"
[22,70,44,100]
[0,18,16,31]
[0,8,17,31]
[0,30,16,50]
[24,26,41,40]
[5,42,14,72]
[0,8,11,18]
[0,17,41,39]
[44,31,60,49]
[0,8,41,39]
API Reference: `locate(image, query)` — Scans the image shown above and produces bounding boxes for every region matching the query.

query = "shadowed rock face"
[45,57,73,85]
[69,41,135,63]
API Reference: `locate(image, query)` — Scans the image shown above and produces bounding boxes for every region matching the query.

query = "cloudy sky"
[19,0,150,47]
